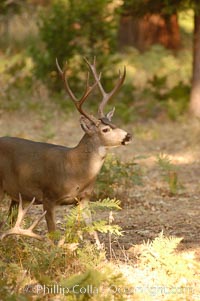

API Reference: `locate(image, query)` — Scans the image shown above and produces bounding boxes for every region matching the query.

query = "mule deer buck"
[0,57,132,243]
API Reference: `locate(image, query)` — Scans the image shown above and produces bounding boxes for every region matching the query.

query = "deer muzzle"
[122,133,132,145]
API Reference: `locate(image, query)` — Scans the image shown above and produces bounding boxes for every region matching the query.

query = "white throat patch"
[98,146,107,157]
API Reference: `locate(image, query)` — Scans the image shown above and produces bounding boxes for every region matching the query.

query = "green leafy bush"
[119,45,192,120]
[30,0,119,90]
[96,154,143,200]
[62,198,122,244]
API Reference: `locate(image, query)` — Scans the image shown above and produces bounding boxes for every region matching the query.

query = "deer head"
[56,57,132,149]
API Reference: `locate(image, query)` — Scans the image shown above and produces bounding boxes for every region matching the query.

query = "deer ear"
[106,107,115,121]
[80,116,95,135]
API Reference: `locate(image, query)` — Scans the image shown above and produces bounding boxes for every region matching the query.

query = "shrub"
[30,0,119,90]
[96,154,143,200]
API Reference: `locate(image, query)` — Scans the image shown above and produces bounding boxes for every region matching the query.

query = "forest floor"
[0,110,200,260]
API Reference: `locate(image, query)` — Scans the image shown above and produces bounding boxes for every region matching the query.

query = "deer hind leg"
[43,201,56,233]
[79,198,101,249]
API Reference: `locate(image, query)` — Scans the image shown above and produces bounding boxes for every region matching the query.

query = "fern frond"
[90,198,121,211]
[151,232,183,254]
[86,220,122,236]
[65,206,83,225]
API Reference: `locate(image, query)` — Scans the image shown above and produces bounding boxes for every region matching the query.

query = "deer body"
[0,136,102,203]
[0,57,132,241]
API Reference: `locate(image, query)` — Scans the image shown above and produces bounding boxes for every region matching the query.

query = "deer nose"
[122,133,132,145]
[126,133,132,141]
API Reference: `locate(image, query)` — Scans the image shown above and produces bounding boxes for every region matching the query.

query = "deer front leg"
[79,198,101,249]
[43,201,56,233]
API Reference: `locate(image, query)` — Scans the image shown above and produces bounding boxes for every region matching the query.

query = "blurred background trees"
[118,0,181,51]
[0,0,200,119]
[30,0,119,89]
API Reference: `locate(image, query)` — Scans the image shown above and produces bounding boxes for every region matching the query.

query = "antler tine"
[84,57,103,94]
[56,58,77,103]
[84,57,126,118]
[56,58,99,124]
[0,195,46,241]
[29,210,47,231]
[80,71,93,105]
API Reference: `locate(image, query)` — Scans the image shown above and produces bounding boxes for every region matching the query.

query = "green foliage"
[156,153,183,194]
[60,266,127,301]
[59,266,127,301]
[149,76,190,120]
[96,154,143,200]
[63,198,122,244]
[0,53,33,105]
[0,197,123,299]
[121,44,192,120]
[0,227,125,300]
[0,8,193,120]
[86,220,122,236]
[90,198,121,211]
[30,0,119,89]
[60,269,103,300]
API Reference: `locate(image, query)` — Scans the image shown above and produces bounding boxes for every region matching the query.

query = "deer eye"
[102,127,110,133]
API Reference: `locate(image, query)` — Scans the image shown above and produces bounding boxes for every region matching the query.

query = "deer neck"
[72,134,107,178]
[76,134,107,159]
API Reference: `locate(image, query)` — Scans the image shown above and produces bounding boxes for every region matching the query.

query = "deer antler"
[0,195,46,241]
[84,57,126,118]
[56,58,100,125]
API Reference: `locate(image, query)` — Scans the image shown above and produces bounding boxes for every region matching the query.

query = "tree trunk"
[118,13,180,51]
[190,12,200,117]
